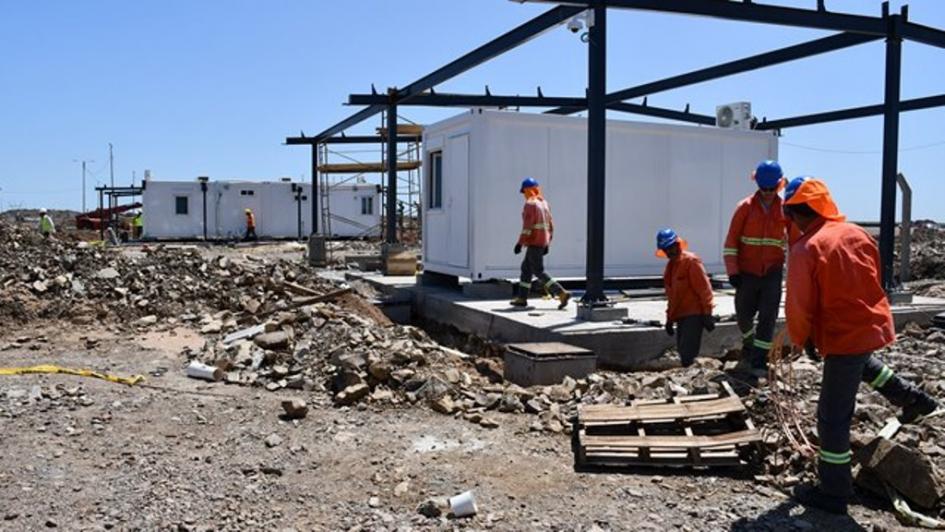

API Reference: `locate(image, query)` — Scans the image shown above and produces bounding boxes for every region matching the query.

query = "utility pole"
[108,143,114,188]
[74,158,94,212]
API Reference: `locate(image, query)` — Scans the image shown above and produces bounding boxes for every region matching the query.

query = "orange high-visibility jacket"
[517,198,553,248]
[245,211,256,229]
[723,193,788,276]
[786,219,895,355]
[663,250,714,322]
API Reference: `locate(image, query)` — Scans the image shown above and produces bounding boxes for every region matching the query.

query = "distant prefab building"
[422,110,778,281]
[141,179,381,240]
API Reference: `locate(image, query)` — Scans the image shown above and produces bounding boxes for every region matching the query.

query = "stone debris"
[280,399,308,420]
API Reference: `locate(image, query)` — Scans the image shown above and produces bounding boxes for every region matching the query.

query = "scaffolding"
[313,112,422,241]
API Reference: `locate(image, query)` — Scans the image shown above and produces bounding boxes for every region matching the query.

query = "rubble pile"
[910,221,945,282]
[0,220,334,323]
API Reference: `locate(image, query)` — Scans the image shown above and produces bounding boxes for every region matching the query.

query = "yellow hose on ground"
[0,364,144,386]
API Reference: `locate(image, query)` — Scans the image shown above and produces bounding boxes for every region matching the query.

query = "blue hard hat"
[784,176,811,203]
[656,228,679,251]
[754,160,783,189]
[520,177,539,192]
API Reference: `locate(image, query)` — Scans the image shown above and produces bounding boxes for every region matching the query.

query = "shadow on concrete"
[729,499,868,532]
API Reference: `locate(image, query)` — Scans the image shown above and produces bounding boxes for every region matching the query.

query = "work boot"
[792,484,848,515]
[557,290,572,310]
[900,394,941,424]
[509,296,528,308]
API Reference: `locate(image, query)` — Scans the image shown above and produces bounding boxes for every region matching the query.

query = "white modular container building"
[422,110,778,281]
[141,179,381,240]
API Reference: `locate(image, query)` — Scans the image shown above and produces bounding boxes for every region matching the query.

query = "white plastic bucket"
[448,490,477,518]
[186,361,223,382]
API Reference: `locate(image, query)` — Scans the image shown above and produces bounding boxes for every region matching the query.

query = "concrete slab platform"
[346,272,945,370]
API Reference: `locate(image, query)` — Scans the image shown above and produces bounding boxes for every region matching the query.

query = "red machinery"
[75,202,142,230]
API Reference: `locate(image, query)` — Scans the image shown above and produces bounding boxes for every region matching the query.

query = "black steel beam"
[349,93,587,108]
[583,5,607,306]
[902,21,945,50]
[386,104,398,244]
[311,146,318,235]
[549,32,880,115]
[609,102,714,125]
[286,135,418,145]
[534,0,886,35]
[348,92,713,125]
[755,94,945,130]
[308,5,584,141]
[880,15,903,290]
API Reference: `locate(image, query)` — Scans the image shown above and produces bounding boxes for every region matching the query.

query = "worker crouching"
[783,176,940,515]
[510,178,570,309]
[657,229,715,367]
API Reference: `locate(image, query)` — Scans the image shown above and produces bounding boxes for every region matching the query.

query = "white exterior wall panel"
[422,110,778,281]
[142,180,381,240]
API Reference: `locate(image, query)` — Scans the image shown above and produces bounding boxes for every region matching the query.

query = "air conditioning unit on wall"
[716,102,752,131]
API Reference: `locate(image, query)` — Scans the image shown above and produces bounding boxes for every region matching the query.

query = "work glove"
[542,246,549,256]
[702,315,716,332]
[665,320,675,337]
[805,340,819,361]
[728,274,742,289]
[514,243,522,255]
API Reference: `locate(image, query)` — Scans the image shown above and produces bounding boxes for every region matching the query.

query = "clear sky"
[1,0,942,220]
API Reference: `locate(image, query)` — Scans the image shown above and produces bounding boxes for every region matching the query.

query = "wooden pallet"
[575,381,760,468]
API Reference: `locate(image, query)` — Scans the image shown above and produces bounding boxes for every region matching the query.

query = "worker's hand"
[514,243,522,255]
[665,320,675,337]
[805,340,820,361]
[702,315,716,332]
[542,246,549,256]
[728,274,742,289]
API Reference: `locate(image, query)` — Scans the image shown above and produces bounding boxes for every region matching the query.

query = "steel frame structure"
[287,0,945,300]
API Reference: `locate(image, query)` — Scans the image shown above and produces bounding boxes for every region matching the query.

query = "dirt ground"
[0,324,917,531]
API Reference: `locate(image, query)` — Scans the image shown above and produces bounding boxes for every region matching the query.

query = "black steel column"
[386,94,398,244]
[200,180,208,240]
[98,189,104,241]
[879,13,902,290]
[311,144,319,235]
[582,5,607,305]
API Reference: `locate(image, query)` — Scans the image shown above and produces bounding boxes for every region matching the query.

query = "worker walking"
[783,176,940,515]
[657,229,715,367]
[243,208,257,241]
[511,178,570,309]
[723,160,787,377]
[39,208,55,239]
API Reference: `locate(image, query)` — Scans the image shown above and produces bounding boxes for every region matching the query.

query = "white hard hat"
[39,208,47,214]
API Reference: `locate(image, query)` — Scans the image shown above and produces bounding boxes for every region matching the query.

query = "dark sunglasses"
[759,186,778,193]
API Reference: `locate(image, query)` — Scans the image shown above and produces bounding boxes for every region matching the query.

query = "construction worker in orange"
[783,176,940,515]
[510,178,571,309]
[656,229,715,367]
[723,160,788,378]
[244,208,257,241]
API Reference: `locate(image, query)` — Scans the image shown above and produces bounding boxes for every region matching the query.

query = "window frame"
[428,151,443,210]
[174,196,189,215]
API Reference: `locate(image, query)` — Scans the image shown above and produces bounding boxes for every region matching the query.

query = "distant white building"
[141,178,381,240]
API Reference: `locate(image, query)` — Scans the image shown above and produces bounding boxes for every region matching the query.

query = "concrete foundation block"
[575,304,628,322]
[462,281,513,300]
[307,235,327,267]
[504,342,597,387]
[382,243,417,276]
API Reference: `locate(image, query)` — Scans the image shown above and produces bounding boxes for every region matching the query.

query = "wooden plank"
[377,125,424,137]
[674,396,701,466]
[317,161,422,173]
[580,429,761,450]
[579,396,745,423]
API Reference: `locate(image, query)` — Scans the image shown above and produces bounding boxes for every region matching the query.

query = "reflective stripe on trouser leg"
[817,354,868,499]
[540,275,562,296]
[861,354,927,408]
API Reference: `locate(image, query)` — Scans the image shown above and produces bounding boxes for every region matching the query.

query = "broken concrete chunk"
[334,383,370,406]
[254,331,289,350]
[264,433,283,448]
[856,436,945,509]
[95,267,120,280]
[431,395,456,415]
[281,399,308,420]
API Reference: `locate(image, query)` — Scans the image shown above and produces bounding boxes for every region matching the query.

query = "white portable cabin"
[142,180,381,240]
[322,183,383,238]
[422,110,778,281]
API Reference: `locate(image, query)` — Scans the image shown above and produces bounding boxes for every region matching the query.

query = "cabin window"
[175,196,188,215]
[361,196,374,215]
[428,151,442,209]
